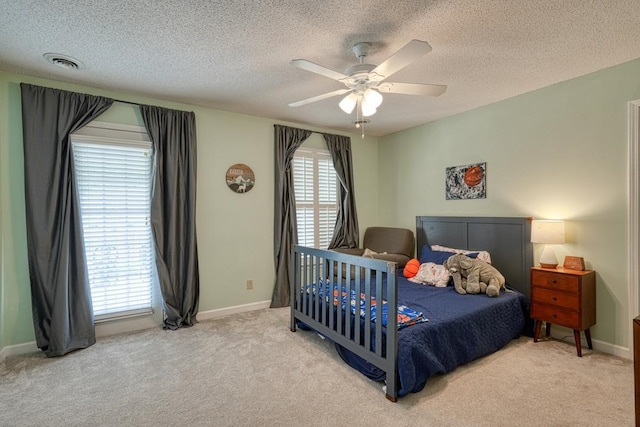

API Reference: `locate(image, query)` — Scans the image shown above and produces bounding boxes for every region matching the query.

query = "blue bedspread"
[304,281,428,329]
[334,273,529,397]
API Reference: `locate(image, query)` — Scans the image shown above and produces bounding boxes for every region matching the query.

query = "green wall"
[0,71,380,349]
[2,57,639,352]
[379,58,640,349]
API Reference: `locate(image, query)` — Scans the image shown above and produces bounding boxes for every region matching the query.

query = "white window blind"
[293,149,338,249]
[72,136,155,320]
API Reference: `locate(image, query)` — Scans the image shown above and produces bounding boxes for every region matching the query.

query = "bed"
[289,216,533,401]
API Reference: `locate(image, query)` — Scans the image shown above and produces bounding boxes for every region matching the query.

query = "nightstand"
[530,267,596,357]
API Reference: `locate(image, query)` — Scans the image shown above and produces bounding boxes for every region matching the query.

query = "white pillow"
[430,244,491,264]
[363,248,387,258]
[408,262,450,287]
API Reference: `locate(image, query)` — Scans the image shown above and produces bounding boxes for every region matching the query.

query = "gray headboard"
[415,216,533,297]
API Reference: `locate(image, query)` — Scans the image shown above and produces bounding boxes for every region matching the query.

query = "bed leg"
[385,394,398,403]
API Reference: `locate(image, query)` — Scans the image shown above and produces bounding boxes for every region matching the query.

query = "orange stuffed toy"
[403,258,420,278]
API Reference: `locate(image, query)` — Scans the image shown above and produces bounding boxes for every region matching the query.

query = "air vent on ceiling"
[43,53,84,70]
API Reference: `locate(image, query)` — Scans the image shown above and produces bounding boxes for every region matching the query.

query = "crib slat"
[354,265,361,344]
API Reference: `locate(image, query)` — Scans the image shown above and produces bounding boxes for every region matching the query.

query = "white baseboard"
[197,300,272,321]
[0,341,39,363]
[0,301,272,362]
[549,329,631,360]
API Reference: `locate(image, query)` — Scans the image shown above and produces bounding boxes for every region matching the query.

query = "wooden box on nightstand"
[530,267,596,357]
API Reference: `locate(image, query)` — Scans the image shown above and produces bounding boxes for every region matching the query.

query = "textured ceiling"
[2,1,640,136]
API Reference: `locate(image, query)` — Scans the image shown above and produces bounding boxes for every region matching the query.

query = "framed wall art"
[445,162,486,200]
[226,163,255,193]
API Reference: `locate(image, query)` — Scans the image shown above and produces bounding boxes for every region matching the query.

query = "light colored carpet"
[0,308,634,427]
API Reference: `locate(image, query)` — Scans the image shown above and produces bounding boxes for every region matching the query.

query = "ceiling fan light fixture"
[339,92,357,114]
[362,107,377,117]
[362,102,378,117]
[289,39,445,132]
[361,98,377,117]
[363,88,383,109]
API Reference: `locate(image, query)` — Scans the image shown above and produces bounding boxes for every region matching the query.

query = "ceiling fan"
[289,39,446,122]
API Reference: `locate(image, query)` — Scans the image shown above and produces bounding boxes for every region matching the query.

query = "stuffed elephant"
[443,253,506,297]
[456,276,488,294]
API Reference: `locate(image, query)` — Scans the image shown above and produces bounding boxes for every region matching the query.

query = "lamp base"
[539,245,559,270]
[539,262,559,269]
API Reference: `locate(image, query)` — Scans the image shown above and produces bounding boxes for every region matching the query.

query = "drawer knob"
[551,279,557,284]
[552,297,557,301]
[552,313,557,318]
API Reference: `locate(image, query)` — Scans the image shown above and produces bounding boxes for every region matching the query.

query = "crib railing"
[289,245,399,402]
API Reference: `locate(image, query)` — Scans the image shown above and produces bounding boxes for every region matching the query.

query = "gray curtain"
[271,125,311,308]
[20,83,114,357]
[323,133,360,249]
[140,105,200,330]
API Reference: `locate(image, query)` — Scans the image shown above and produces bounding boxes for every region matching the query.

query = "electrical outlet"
[246,279,253,290]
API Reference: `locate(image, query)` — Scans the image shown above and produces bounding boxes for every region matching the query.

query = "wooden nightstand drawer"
[530,266,596,357]
[531,304,581,329]
[531,270,579,292]
[531,287,579,310]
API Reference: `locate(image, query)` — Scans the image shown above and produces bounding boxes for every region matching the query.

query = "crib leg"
[383,380,398,403]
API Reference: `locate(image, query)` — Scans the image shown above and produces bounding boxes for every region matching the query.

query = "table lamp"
[531,219,565,269]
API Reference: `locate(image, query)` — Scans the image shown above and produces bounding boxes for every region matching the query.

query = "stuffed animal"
[443,253,506,297]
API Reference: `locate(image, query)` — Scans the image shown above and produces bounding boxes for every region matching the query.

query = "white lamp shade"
[363,88,383,109]
[531,219,565,268]
[531,220,565,244]
[361,99,377,116]
[339,93,357,114]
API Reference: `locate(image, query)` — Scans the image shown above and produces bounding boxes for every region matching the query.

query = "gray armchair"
[332,226,414,267]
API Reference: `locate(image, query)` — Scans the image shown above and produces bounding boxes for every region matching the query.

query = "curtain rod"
[24,83,188,111]
[274,125,359,139]
[114,99,140,107]
[273,124,323,135]
[273,124,354,138]
[113,98,192,114]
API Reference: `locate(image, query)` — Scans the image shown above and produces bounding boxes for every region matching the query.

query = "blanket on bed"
[333,273,529,397]
[305,281,428,329]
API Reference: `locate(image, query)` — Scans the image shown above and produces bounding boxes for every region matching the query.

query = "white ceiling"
[2,1,640,136]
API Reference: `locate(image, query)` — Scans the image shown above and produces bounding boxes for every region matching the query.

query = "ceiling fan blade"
[290,59,348,81]
[377,82,446,97]
[371,40,433,79]
[289,89,352,107]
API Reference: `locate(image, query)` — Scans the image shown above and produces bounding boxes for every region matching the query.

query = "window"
[71,123,156,321]
[293,148,339,249]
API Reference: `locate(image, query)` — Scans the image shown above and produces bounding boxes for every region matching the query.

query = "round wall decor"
[226,163,255,193]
